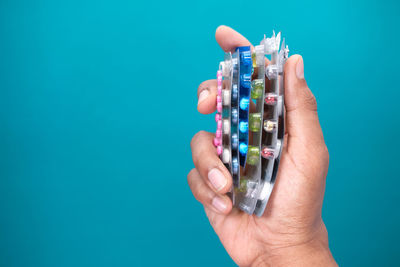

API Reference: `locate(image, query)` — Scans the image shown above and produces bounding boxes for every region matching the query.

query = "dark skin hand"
[188,26,337,266]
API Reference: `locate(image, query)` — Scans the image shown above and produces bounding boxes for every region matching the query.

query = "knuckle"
[190,131,208,149]
[320,144,329,165]
[190,130,209,149]
[197,130,208,138]
[190,131,217,174]
[305,91,318,111]
[192,180,213,204]
[190,135,197,148]
[187,169,202,201]
[192,182,205,202]
[314,144,329,174]
[187,169,196,184]
[194,149,210,171]
[190,131,201,148]
[198,81,210,94]
[190,131,206,150]
[300,87,318,111]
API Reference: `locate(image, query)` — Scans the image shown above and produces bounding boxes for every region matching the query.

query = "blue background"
[0,0,399,266]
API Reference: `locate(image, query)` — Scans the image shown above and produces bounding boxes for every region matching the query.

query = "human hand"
[188,26,337,266]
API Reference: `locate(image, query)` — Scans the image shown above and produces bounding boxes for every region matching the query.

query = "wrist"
[251,224,337,267]
[251,241,336,267]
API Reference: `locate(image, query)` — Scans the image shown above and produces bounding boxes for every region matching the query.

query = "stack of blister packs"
[213,32,289,216]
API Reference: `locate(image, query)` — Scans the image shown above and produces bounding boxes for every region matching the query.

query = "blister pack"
[213,32,289,216]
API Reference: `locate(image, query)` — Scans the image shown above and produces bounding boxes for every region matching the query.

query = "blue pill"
[240,98,250,110]
[232,158,239,174]
[232,85,238,102]
[232,108,238,124]
[239,143,248,155]
[232,133,238,149]
[239,121,248,133]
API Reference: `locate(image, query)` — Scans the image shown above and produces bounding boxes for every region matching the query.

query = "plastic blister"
[213,31,289,216]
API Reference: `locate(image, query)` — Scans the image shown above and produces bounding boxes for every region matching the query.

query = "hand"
[188,26,337,266]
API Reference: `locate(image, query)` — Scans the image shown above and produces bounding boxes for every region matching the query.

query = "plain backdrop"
[0,0,399,266]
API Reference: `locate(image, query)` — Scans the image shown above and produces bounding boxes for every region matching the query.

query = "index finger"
[215,25,254,52]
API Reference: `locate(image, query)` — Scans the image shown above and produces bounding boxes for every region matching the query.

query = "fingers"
[190,131,232,194]
[187,169,232,214]
[284,55,326,148]
[197,79,217,114]
[198,25,251,114]
[198,25,253,114]
[197,26,256,114]
[215,25,253,52]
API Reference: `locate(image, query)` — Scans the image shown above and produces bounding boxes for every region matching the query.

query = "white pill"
[222,148,230,164]
[223,119,230,135]
[222,89,230,106]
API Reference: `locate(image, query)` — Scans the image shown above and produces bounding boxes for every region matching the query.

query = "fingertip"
[211,195,232,214]
[284,54,321,142]
[295,55,304,79]
[197,80,218,114]
[215,25,233,52]
[197,92,217,114]
[285,55,305,79]
[284,54,308,96]
[218,169,233,194]
[215,25,229,37]
[215,25,252,52]
[284,54,302,75]
[207,166,233,194]
[215,25,227,47]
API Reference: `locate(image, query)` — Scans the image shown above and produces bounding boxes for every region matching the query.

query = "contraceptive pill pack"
[213,32,288,216]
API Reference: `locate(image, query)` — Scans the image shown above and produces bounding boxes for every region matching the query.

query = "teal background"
[0,0,399,266]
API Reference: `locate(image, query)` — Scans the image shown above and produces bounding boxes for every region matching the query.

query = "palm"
[204,135,328,266]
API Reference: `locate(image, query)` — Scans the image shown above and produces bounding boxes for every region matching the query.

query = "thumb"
[284,55,325,148]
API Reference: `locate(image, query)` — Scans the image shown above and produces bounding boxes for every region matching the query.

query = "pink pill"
[213,137,220,147]
[216,129,222,138]
[217,120,222,129]
[217,95,222,103]
[215,113,221,122]
[217,146,223,155]
[261,148,275,159]
[217,103,222,113]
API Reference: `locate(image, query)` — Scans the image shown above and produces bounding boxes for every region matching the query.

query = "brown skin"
[188,26,337,266]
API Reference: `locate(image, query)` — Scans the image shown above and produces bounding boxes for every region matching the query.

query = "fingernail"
[296,56,304,79]
[198,89,210,104]
[212,196,227,213]
[208,168,227,191]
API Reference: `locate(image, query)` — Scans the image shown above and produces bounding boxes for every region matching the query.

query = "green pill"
[238,178,248,193]
[247,146,260,165]
[251,79,264,99]
[249,113,262,132]
[252,53,257,68]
